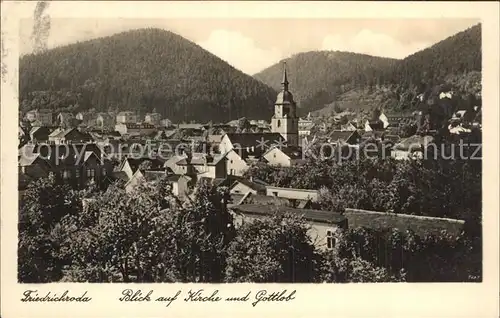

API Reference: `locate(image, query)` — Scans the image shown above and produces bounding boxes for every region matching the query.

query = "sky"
[20,14,479,75]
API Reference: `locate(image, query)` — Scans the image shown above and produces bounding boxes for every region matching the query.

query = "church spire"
[281,61,289,91]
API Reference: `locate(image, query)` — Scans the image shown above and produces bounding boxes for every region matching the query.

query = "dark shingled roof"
[328,130,360,144]
[232,204,347,225]
[112,171,130,182]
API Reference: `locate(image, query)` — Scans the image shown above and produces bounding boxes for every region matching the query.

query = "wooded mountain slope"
[254,51,397,114]
[255,24,481,115]
[20,28,277,123]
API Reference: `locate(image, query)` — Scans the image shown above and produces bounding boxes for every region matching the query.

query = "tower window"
[277,120,281,127]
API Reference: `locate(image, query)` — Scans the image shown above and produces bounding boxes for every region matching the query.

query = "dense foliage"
[20,136,482,283]
[244,154,481,221]
[255,24,481,115]
[20,28,277,122]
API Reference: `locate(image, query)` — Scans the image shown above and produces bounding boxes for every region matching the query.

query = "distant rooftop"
[232,204,347,225]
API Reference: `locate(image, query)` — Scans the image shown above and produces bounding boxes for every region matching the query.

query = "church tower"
[271,62,299,147]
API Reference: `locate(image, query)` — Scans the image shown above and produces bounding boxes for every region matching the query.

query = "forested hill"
[255,24,481,115]
[385,24,481,87]
[254,51,398,114]
[19,28,277,123]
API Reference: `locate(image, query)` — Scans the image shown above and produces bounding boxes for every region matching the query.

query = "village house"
[29,126,53,142]
[391,135,434,160]
[96,113,115,129]
[340,122,357,132]
[328,130,362,145]
[124,169,190,197]
[116,111,138,124]
[266,185,319,202]
[298,118,315,137]
[76,112,98,126]
[19,143,113,189]
[364,119,386,132]
[25,109,53,126]
[174,152,227,180]
[48,127,93,144]
[219,132,287,158]
[385,112,415,128]
[117,157,166,180]
[160,118,173,128]
[263,145,305,167]
[225,148,250,176]
[177,123,204,130]
[115,123,157,136]
[227,176,267,195]
[144,113,162,126]
[231,204,347,251]
[56,112,77,127]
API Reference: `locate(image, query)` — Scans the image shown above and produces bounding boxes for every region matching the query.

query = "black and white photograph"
[8,1,489,288]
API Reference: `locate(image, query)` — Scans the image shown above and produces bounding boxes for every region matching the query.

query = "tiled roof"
[120,157,166,172]
[176,153,225,166]
[143,170,168,182]
[19,152,42,166]
[177,123,204,130]
[232,204,347,225]
[276,145,303,159]
[394,135,434,151]
[229,176,267,193]
[112,171,130,182]
[225,133,286,151]
[328,130,358,143]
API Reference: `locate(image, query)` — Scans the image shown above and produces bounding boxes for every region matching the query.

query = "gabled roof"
[177,123,204,130]
[224,133,286,150]
[48,128,64,138]
[112,171,130,182]
[83,151,103,165]
[232,204,347,225]
[264,145,303,160]
[143,170,168,182]
[328,130,359,144]
[19,152,43,167]
[229,176,267,193]
[166,174,190,182]
[176,153,226,166]
[394,135,434,151]
[119,157,166,172]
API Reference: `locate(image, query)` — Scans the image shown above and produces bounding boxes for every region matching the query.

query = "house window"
[63,169,72,180]
[277,120,281,128]
[75,169,80,178]
[272,191,278,197]
[326,230,336,250]
[86,168,95,178]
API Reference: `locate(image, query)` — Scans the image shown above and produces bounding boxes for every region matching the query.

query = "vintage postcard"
[1,1,499,317]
